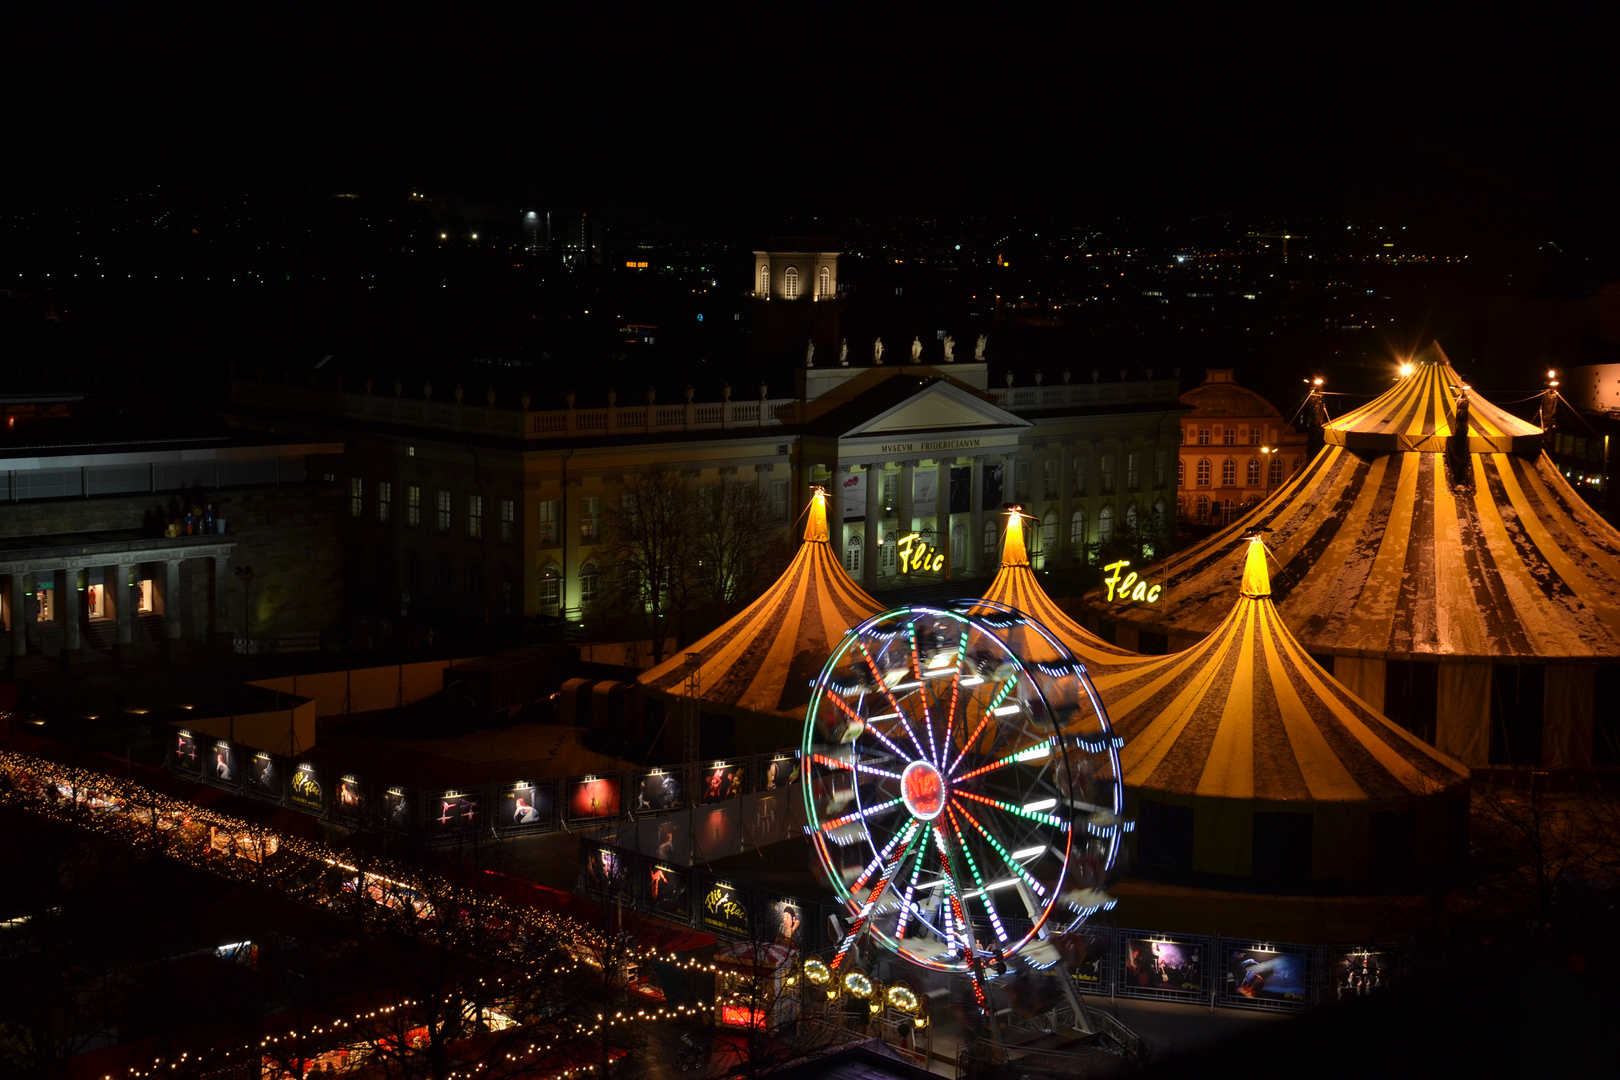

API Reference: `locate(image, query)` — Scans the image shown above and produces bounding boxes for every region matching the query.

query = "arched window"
[1041,510,1058,553]
[784,266,799,299]
[882,531,897,573]
[1069,508,1087,547]
[951,523,966,566]
[1247,458,1261,486]
[1126,503,1140,535]
[983,520,999,558]
[845,532,862,575]
[1098,505,1115,542]
[1195,495,1210,522]
[1293,457,1304,476]
[1177,458,1185,487]
[1221,458,1236,486]
[818,265,831,299]
[539,564,560,609]
[1268,455,1284,486]
[1196,459,1211,487]
[759,265,770,296]
[580,562,601,604]
[920,526,934,548]
[1153,499,1168,533]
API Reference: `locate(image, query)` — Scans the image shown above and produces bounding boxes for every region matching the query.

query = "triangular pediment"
[842,381,1028,437]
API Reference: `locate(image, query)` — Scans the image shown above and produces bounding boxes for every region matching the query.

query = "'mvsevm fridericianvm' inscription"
[877,438,982,455]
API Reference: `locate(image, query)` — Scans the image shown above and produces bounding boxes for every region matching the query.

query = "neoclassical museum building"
[225,357,1184,623]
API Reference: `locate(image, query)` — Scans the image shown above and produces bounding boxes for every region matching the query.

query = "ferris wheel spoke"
[951,738,1055,783]
[850,812,922,895]
[856,642,931,761]
[892,827,934,941]
[952,798,1052,901]
[953,788,1068,829]
[831,819,919,972]
[944,805,1008,943]
[819,796,906,834]
[810,752,903,782]
[945,678,1018,776]
[932,827,980,963]
[907,624,941,764]
[824,689,916,763]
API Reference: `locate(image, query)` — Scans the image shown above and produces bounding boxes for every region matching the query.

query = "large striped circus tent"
[639,490,884,751]
[974,508,1147,675]
[1093,537,1471,889]
[1097,342,1620,769]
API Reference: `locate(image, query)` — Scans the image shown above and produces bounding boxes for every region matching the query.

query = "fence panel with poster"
[1326,945,1404,1004]
[1217,938,1318,1010]
[1114,931,1213,1001]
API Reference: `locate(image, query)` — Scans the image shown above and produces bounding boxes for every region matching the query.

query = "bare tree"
[694,478,791,615]
[602,464,697,665]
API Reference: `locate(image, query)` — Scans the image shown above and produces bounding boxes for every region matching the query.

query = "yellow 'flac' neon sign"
[897,533,946,573]
[1103,560,1162,605]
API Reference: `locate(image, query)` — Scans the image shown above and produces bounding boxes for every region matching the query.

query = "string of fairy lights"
[0,749,747,1080]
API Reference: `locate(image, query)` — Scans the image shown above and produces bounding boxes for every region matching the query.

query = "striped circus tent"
[640,490,883,748]
[1095,537,1470,888]
[974,509,1146,674]
[1100,342,1620,768]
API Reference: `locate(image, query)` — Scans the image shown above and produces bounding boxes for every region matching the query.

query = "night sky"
[7,4,1618,235]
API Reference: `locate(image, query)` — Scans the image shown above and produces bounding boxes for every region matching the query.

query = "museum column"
[115,565,134,650]
[863,463,881,589]
[9,573,25,659]
[163,559,184,646]
[1058,444,1074,566]
[968,456,985,575]
[899,461,915,537]
[61,567,81,658]
[828,465,846,551]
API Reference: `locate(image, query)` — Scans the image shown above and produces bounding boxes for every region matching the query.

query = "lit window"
[1197,459,1211,487]
[539,564,561,609]
[818,265,831,299]
[951,524,965,566]
[1041,510,1057,553]
[1098,505,1115,542]
[499,498,515,542]
[770,480,789,521]
[87,583,105,619]
[1154,500,1168,533]
[784,266,799,300]
[1100,455,1115,495]
[1223,428,1235,446]
[1178,458,1185,487]
[1248,428,1261,445]
[377,481,392,523]
[1126,504,1140,534]
[1070,509,1086,547]
[1198,428,1210,446]
[437,490,452,532]
[1269,456,1285,486]
[581,496,601,542]
[760,265,770,296]
[844,533,862,575]
[467,494,483,539]
[407,485,421,527]
[1071,455,1087,497]
[349,478,363,518]
[983,521,998,558]
[1127,453,1141,491]
[580,562,601,603]
[1247,458,1261,486]
[1015,461,1030,500]
[1221,459,1236,486]
[1196,495,1210,522]
[136,578,154,614]
[1043,458,1058,498]
[882,531,898,573]
[538,498,559,542]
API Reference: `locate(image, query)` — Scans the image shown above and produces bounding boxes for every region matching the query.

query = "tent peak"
[1239,536,1271,598]
[803,489,829,543]
[1000,508,1030,567]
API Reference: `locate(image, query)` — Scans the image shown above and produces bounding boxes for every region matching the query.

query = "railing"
[229,376,1180,443]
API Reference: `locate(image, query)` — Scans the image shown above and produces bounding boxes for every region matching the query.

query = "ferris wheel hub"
[900,759,946,821]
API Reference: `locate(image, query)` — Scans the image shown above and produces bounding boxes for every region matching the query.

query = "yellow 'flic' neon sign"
[1103,560,1162,605]
[897,533,945,573]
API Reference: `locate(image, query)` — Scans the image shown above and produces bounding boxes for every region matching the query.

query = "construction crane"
[1246,231,1302,265]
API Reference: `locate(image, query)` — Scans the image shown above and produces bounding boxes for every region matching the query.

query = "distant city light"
[440,232,447,239]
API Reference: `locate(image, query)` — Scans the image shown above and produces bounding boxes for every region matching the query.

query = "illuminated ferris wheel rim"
[801,602,1125,977]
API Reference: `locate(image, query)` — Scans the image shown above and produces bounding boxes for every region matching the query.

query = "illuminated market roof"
[1103,341,1620,660]
[973,509,1146,672]
[639,491,884,719]
[1095,537,1469,802]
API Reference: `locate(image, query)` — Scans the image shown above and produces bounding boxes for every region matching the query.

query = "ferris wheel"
[802,602,1126,1003]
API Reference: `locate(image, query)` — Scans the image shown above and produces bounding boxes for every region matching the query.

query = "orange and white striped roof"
[1096,539,1469,801]
[1106,342,1620,660]
[639,492,884,719]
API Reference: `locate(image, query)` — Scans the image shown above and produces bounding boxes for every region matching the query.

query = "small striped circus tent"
[1093,537,1470,889]
[639,490,884,750]
[974,509,1146,675]
[1098,342,1620,769]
